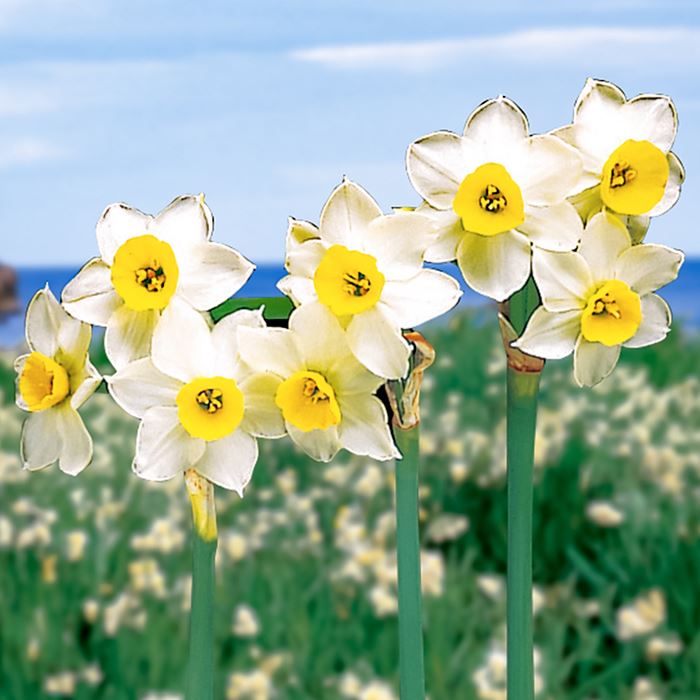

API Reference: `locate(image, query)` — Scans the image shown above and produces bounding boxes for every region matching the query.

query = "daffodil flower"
[236,302,400,462]
[107,299,284,495]
[554,78,684,240]
[62,195,255,370]
[513,212,684,387]
[277,179,462,379]
[14,287,101,474]
[406,96,584,301]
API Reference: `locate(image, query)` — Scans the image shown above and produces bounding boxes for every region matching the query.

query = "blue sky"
[0,0,698,265]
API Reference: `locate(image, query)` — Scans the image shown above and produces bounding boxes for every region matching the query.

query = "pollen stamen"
[196,388,224,414]
[609,161,638,189]
[479,184,508,213]
[592,291,622,319]
[135,265,167,293]
[343,272,371,297]
[302,378,331,404]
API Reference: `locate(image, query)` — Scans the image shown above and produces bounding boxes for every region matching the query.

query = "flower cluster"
[13,77,685,493]
[406,78,684,386]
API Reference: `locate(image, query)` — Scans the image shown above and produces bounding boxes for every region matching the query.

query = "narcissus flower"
[277,179,461,379]
[554,78,684,239]
[406,96,584,301]
[15,287,101,474]
[62,195,254,369]
[107,299,284,495]
[237,302,400,462]
[514,212,683,387]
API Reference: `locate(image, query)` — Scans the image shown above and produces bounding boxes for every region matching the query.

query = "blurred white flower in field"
[62,194,254,369]
[426,513,469,543]
[278,179,461,378]
[0,516,12,547]
[238,303,399,462]
[226,669,274,700]
[109,302,283,494]
[555,78,683,239]
[43,671,77,696]
[358,680,398,700]
[421,550,445,597]
[338,671,363,697]
[407,95,583,301]
[645,633,683,661]
[515,212,683,387]
[232,604,260,638]
[82,599,100,624]
[616,589,666,640]
[15,287,101,474]
[82,664,104,686]
[369,585,399,617]
[477,574,504,601]
[585,500,625,527]
[472,642,543,699]
[633,677,663,700]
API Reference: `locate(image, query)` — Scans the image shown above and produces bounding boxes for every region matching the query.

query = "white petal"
[104,306,160,370]
[289,302,351,373]
[406,131,469,209]
[573,337,621,388]
[211,308,266,377]
[338,395,399,461]
[417,204,463,263]
[287,423,341,463]
[237,326,303,377]
[177,242,255,311]
[515,135,583,206]
[623,94,678,151]
[380,270,462,328]
[194,429,258,495]
[463,96,528,146]
[96,202,151,265]
[277,275,317,306]
[107,357,181,419]
[457,230,531,302]
[134,406,205,481]
[25,286,63,356]
[287,217,320,245]
[62,258,122,327]
[327,355,384,397]
[577,212,631,279]
[70,364,102,410]
[346,306,410,380]
[319,179,382,247]
[284,237,326,277]
[512,307,581,359]
[646,152,684,217]
[14,354,30,411]
[148,194,213,252]
[614,243,684,296]
[56,406,93,476]
[238,373,286,438]
[624,294,672,349]
[532,250,592,311]
[21,409,62,471]
[519,202,583,252]
[151,299,215,382]
[363,211,434,280]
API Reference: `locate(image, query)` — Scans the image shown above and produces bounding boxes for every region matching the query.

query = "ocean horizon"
[2,261,699,349]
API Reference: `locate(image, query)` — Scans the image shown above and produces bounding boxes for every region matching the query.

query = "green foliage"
[1,311,700,699]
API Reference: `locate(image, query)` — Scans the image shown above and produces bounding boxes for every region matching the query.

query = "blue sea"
[1,261,698,349]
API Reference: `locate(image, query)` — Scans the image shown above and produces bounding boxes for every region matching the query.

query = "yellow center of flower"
[580,280,642,346]
[111,235,179,311]
[18,351,70,411]
[176,376,244,441]
[313,245,385,316]
[275,370,341,432]
[452,162,525,236]
[600,140,669,216]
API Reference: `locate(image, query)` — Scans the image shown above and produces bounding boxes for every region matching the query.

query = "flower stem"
[394,425,426,700]
[503,279,542,700]
[185,470,217,700]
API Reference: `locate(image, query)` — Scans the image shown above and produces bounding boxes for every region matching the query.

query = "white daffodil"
[107,299,284,495]
[62,194,255,370]
[514,212,683,387]
[406,96,584,302]
[15,287,101,474]
[554,78,684,239]
[277,179,461,379]
[236,302,400,463]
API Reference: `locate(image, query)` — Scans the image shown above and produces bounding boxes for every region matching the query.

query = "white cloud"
[0,138,66,169]
[291,26,700,72]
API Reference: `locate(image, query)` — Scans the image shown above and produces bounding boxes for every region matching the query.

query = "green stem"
[185,471,217,700]
[394,425,425,700]
[506,367,540,700]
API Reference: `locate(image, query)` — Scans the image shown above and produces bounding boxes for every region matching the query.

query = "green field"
[1,309,699,700]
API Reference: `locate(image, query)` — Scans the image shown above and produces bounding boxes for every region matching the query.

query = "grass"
[1,308,700,699]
